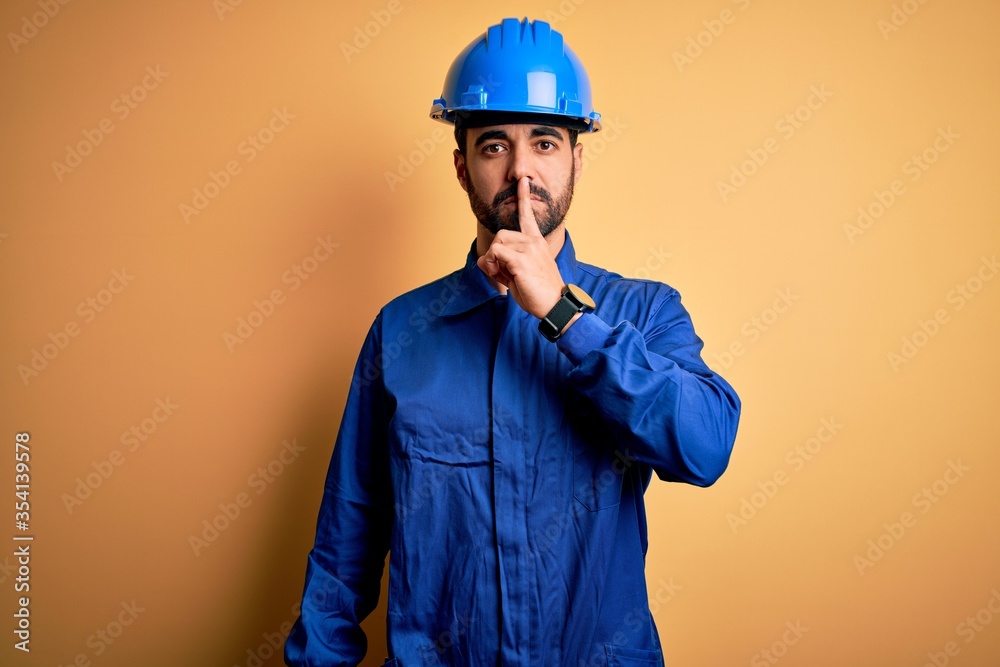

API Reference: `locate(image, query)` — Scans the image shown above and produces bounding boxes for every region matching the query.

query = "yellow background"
[2,0,999,665]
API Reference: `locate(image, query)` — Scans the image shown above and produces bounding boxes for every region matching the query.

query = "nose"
[506,143,536,186]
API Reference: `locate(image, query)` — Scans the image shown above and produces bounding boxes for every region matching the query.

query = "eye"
[537,140,556,151]
[483,143,507,155]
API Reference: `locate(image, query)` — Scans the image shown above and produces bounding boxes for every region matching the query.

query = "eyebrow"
[473,130,508,148]
[473,126,565,148]
[530,126,564,141]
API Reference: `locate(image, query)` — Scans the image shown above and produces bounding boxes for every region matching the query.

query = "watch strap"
[538,285,593,342]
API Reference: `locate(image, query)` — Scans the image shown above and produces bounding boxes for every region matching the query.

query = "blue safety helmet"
[430,17,602,133]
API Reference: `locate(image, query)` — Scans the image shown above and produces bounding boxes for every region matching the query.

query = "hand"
[477,177,565,318]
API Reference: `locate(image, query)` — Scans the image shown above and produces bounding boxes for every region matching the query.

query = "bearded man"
[285,17,740,667]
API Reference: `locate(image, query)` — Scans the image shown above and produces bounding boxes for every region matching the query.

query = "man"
[285,17,740,667]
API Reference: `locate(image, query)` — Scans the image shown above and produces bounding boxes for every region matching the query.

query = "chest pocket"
[570,402,625,511]
[604,644,664,666]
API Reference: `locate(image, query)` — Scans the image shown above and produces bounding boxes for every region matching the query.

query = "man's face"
[455,123,584,237]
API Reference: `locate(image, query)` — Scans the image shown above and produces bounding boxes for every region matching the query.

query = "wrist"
[536,286,565,320]
[538,284,595,342]
[561,311,583,335]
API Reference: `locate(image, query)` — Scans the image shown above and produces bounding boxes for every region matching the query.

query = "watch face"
[566,284,596,310]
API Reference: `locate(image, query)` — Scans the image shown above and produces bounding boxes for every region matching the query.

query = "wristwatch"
[538,284,596,342]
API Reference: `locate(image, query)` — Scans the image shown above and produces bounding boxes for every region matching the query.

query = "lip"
[502,197,542,205]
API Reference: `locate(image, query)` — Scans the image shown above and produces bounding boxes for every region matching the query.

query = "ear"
[572,142,584,184]
[454,148,469,193]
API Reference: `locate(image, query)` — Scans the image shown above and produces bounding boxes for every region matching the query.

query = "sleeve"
[285,313,393,666]
[555,287,741,487]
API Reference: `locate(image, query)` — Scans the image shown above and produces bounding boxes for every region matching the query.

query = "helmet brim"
[453,110,591,133]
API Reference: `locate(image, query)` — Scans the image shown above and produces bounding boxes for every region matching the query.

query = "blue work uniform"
[285,232,740,666]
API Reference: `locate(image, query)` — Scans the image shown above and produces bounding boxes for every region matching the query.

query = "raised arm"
[557,289,741,486]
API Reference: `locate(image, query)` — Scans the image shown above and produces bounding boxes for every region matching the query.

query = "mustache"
[491,183,553,208]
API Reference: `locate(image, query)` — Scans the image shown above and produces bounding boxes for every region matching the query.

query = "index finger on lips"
[518,176,542,237]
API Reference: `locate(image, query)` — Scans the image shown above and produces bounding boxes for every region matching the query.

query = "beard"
[466,163,575,237]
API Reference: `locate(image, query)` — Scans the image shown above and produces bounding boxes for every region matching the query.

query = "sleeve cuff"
[554,312,615,365]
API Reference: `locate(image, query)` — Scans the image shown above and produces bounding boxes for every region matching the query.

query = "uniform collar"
[440,229,579,318]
